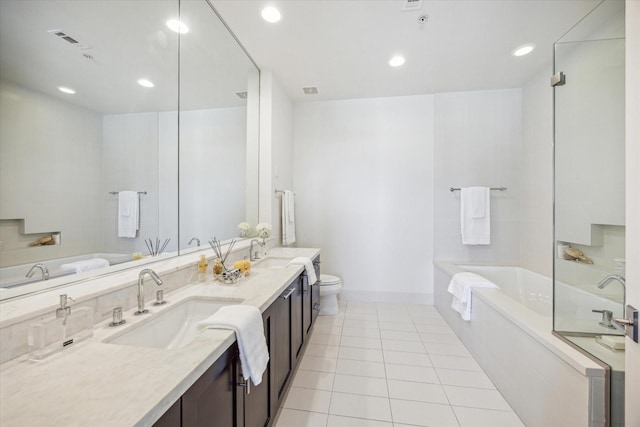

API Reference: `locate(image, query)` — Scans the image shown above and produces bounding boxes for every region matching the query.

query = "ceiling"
[213,0,603,102]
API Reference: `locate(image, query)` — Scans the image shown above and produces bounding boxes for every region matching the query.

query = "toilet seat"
[319,274,341,286]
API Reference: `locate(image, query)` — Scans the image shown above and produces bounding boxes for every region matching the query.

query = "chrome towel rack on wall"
[108,191,148,195]
[450,187,507,192]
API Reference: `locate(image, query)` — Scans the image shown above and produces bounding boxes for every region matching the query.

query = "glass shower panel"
[554,37,625,336]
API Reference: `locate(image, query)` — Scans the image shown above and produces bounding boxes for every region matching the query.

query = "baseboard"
[339,290,434,305]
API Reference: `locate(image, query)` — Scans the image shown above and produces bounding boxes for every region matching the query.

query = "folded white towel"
[198,305,269,386]
[447,272,499,321]
[60,258,109,274]
[282,190,296,246]
[460,187,491,245]
[118,191,139,238]
[287,256,317,285]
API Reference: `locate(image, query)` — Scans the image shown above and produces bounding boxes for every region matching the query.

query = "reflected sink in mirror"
[251,257,292,269]
[104,297,242,350]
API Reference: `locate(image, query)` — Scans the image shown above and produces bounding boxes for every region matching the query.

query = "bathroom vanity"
[0,247,321,427]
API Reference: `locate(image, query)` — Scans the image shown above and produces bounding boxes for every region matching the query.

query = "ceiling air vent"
[235,92,248,99]
[48,29,91,50]
[402,0,423,12]
[302,86,318,95]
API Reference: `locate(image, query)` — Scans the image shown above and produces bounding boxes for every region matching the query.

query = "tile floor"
[274,301,525,427]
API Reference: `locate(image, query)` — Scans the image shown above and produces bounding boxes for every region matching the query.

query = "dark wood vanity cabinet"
[153,256,321,427]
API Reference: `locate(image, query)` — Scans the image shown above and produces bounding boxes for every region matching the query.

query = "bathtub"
[434,262,613,427]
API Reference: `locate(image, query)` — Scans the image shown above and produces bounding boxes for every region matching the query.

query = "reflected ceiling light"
[166,19,189,34]
[512,43,535,57]
[137,79,155,88]
[58,86,76,94]
[389,55,406,67]
[261,6,281,23]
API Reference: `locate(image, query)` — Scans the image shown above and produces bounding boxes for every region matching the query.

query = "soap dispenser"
[198,255,208,282]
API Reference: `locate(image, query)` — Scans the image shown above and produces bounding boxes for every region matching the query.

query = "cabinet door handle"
[238,377,251,394]
[313,303,320,311]
[282,287,295,300]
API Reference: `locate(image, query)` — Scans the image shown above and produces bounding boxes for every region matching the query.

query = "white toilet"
[318,274,342,315]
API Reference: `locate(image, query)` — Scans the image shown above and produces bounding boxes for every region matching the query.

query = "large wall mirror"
[0,0,259,301]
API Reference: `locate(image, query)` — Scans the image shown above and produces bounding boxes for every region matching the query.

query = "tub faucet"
[596,274,625,316]
[26,263,49,281]
[250,239,265,261]
[188,237,200,247]
[135,269,163,315]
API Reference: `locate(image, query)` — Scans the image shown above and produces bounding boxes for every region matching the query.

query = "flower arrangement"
[237,222,253,238]
[255,222,272,239]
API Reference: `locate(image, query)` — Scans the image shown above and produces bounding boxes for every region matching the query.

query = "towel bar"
[109,191,147,195]
[450,187,506,192]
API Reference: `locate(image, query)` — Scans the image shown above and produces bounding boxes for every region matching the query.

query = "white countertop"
[0,247,319,427]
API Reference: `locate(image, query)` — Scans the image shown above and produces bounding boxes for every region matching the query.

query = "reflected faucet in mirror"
[188,237,201,247]
[597,274,626,316]
[26,263,49,281]
[250,239,265,262]
[135,269,163,315]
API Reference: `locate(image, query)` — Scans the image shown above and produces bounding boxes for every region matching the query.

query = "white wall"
[293,95,435,303]
[433,89,522,265]
[0,81,104,266]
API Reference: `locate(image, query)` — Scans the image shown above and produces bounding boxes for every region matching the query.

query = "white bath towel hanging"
[118,191,139,238]
[460,187,490,245]
[198,305,269,386]
[447,272,499,320]
[61,258,109,274]
[287,257,317,285]
[282,190,296,245]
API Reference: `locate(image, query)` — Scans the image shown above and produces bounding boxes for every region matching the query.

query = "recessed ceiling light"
[302,86,318,95]
[512,43,535,57]
[166,19,189,34]
[261,6,281,23]
[137,79,155,88]
[58,86,76,94]
[389,55,406,67]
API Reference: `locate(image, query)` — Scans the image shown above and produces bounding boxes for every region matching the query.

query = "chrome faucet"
[250,239,265,261]
[135,269,163,315]
[26,263,49,281]
[188,237,200,247]
[597,274,626,316]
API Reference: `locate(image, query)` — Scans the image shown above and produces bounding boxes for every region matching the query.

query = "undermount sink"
[104,297,242,350]
[251,257,292,269]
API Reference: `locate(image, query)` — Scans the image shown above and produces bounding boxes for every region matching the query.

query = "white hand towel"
[447,272,499,320]
[282,190,296,246]
[287,256,317,285]
[60,258,109,274]
[460,187,490,245]
[118,191,139,238]
[198,305,269,386]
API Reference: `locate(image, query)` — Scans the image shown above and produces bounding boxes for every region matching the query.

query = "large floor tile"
[343,319,380,330]
[282,387,332,413]
[385,363,439,383]
[379,330,421,342]
[383,350,432,367]
[436,368,495,389]
[341,335,383,350]
[444,385,511,410]
[299,355,338,373]
[327,415,393,427]
[304,344,340,359]
[332,374,388,397]
[387,379,449,404]
[310,333,342,346]
[381,339,426,353]
[390,399,459,427]
[338,346,384,363]
[335,358,386,378]
[313,324,343,336]
[453,406,525,427]
[378,321,417,332]
[275,409,328,427]
[329,392,392,422]
[342,326,381,338]
[292,369,335,391]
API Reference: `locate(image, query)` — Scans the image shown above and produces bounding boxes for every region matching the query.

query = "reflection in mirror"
[0,0,260,301]
[177,0,260,252]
